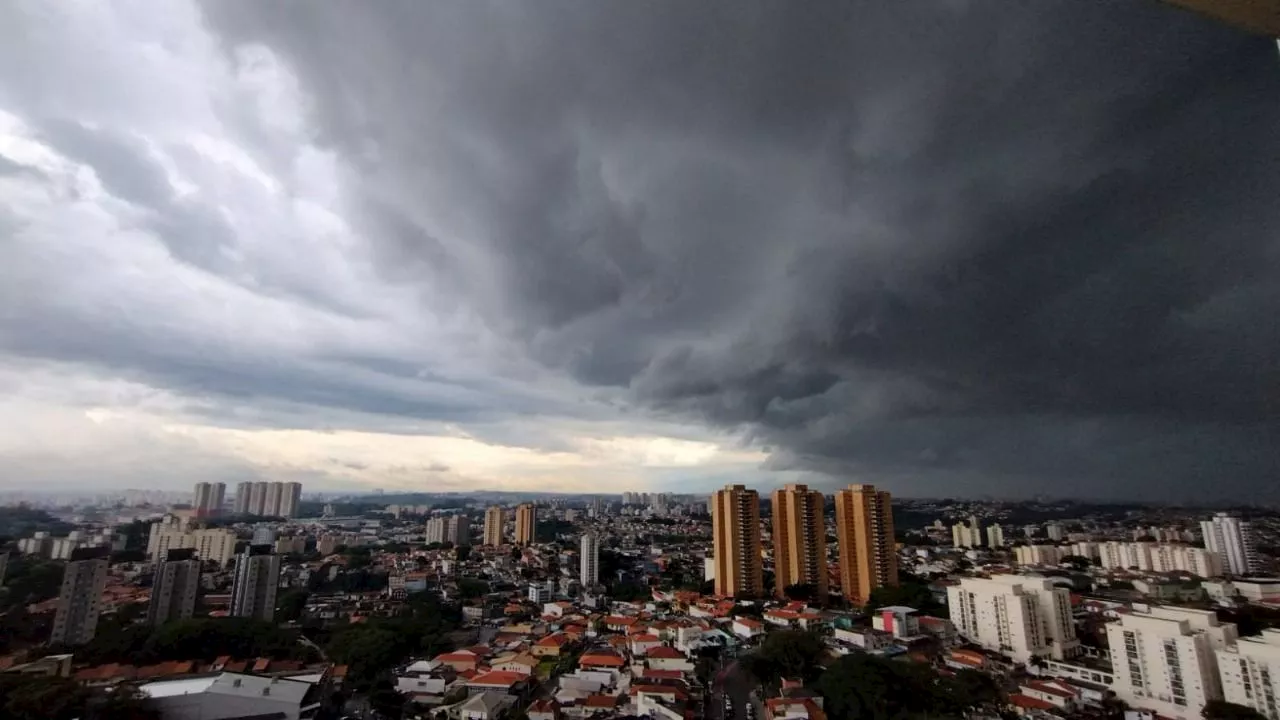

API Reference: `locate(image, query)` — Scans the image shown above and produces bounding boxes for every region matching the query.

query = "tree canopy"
[0,674,156,720]
[74,617,313,667]
[742,630,827,684]
[817,653,1001,720]
[1204,701,1268,720]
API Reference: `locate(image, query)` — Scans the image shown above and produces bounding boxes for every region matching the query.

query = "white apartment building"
[947,575,1078,663]
[1202,514,1259,576]
[1071,542,1101,559]
[1218,628,1280,720]
[1015,545,1066,567]
[1097,542,1223,577]
[987,524,1005,548]
[1107,605,1237,720]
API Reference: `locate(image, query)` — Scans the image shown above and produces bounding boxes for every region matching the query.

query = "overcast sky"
[1,1,1277,501]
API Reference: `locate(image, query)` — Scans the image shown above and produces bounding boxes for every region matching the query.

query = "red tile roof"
[579,652,626,668]
[647,646,684,660]
[584,694,619,708]
[467,670,527,688]
[1010,694,1058,711]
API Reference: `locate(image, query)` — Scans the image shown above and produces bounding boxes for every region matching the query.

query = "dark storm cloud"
[199,0,1280,498]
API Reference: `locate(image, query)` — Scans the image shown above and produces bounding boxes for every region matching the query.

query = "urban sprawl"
[1,484,1279,720]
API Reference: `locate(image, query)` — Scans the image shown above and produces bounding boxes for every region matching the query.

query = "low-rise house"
[436,650,483,673]
[1019,680,1078,712]
[646,646,694,672]
[466,670,531,698]
[533,632,572,657]
[629,634,662,657]
[528,698,561,720]
[460,690,514,720]
[490,652,539,676]
[765,697,827,720]
[578,651,626,671]
[732,617,765,639]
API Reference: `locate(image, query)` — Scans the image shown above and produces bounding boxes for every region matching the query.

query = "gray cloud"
[2,1,1276,498]
[193,0,1280,500]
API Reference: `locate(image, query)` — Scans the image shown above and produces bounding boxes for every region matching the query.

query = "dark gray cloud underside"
[194,0,1280,498]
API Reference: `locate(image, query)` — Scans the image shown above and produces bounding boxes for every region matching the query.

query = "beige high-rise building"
[51,548,109,646]
[515,504,537,546]
[484,507,506,546]
[834,484,898,605]
[148,518,237,568]
[771,484,828,601]
[711,484,763,598]
[248,481,269,516]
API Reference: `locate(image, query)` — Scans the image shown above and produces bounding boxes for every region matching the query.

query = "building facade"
[834,484,897,605]
[515,504,537,546]
[1218,628,1280,720]
[1108,605,1237,720]
[1202,513,1259,576]
[711,484,763,598]
[148,548,201,626]
[51,548,109,646]
[580,532,599,586]
[947,574,1078,664]
[771,483,828,601]
[231,546,281,621]
[484,507,505,546]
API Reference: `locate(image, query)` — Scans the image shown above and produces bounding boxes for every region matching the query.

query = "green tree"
[863,578,939,614]
[816,653,1001,720]
[744,630,826,684]
[458,578,490,599]
[276,589,310,623]
[1204,701,1268,720]
[455,545,473,563]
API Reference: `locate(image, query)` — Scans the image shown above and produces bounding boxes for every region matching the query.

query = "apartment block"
[834,484,897,605]
[711,484,763,598]
[1218,628,1280,720]
[484,506,506,546]
[515,504,537,546]
[947,574,1078,663]
[51,547,109,646]
[230,545,281,622]
[771,484,828,601]
[148,548,200,626]
[1108,605,1237,720]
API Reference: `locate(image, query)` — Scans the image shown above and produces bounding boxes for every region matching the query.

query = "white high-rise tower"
[1201,513,1259,576]
[580,532,599,586]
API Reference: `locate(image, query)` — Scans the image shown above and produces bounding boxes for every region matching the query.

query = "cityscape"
[2,1,1280,720]
[2,481,1280,720]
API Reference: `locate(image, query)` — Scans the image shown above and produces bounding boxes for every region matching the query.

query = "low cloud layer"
[1,1,1277,500]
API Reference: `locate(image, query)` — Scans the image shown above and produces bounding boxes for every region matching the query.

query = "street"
[711,658,761,720]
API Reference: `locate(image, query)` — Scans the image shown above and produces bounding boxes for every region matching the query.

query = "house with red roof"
[732,617,766,639]
[629,634,662,657]
[528,698,561,720]
[435,650,482,672]
[1019,680,1078,712]
[466,670,530,695]
[579,651,626,670]
[646,645,694,672]
[765,697,828,720]
[533,632,573,658]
